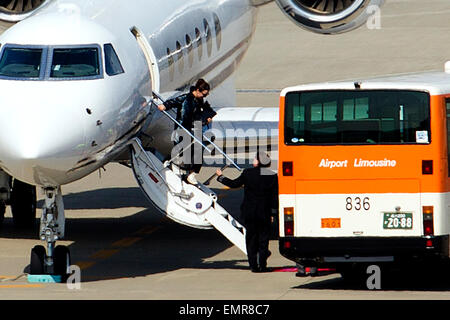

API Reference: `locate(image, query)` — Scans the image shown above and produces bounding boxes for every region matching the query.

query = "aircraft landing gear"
[30,187,70,280]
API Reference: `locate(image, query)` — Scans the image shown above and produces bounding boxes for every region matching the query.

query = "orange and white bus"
[278,71,450,272]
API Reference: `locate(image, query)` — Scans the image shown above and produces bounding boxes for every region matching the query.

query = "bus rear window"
[0,47,42,78]
[50,47,100,78]
[284,90,430,145]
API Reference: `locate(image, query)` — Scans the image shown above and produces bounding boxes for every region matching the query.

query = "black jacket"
[163,93,188,124]
[180,92,204,129]
[217,167,278,225]
[163,88,216,130]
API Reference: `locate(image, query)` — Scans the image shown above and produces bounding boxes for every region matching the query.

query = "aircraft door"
[130,26,160,94]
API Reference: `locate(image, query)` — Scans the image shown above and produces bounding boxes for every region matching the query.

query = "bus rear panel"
[278,87,450,267]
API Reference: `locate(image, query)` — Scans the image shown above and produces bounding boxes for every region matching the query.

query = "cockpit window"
[104,44,124,76]
[50,47,100,78]
[0,47,42,78]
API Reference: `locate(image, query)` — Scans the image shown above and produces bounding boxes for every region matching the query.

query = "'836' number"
[346,197,370,211]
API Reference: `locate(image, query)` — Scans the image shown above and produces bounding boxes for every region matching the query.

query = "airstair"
[129,92,247,254]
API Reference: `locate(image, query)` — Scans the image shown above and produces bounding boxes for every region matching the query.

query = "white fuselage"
[0,0,257,187]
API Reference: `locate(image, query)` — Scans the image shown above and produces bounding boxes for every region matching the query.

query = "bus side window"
[446,99,450,176]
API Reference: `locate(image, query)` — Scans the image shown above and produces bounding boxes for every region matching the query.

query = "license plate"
[383,212,413,229]
[321,218,341,228]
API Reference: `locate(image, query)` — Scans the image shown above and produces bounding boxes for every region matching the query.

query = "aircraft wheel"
[10,179,37,228]
[30,245,46,275]
[54,245,71,280]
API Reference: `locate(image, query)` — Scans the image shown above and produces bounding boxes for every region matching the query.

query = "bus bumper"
[279,236,450,264]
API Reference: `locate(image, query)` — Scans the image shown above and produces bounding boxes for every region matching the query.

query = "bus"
[278,71,450,276]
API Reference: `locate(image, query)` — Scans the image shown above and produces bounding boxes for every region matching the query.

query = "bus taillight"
[422,206,434,236]
[282,161,293,176]
[284,207,294,236]
[422,160,433,175]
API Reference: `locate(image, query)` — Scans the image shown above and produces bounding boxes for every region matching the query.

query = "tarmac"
[1,0,450,302]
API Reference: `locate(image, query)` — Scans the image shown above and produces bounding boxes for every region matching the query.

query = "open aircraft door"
[130,26,160,93]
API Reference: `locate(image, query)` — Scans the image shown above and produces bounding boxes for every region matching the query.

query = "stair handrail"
[151,91,212,153]
[202,133,242,171]
[151,91,242,171]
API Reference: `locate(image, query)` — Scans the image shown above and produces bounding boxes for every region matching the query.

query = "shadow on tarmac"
[49,187,150,209]
[293,263,450,292]
[0,186,252,283]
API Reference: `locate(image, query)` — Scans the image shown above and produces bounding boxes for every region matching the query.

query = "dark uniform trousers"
[218,167,278,270]
[245,213,271,269]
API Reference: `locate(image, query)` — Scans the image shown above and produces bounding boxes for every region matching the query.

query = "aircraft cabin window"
[167,48,174,81]
[186,34,194,68]
[195,27,202,61]
[104,44,124,76]
[0,47,42,78]
[213,14,221,50]
[204,19,212,57]
[50,47,100,78]
[176,41,184,73]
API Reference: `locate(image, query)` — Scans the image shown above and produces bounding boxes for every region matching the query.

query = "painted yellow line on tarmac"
[77,261,97,270]
[112,237,142,248]
[134,226,159,235]
[74,225,160,271]
[90,249,120,260]
[0,284,44,289]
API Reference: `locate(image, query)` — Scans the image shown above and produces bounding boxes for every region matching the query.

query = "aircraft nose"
[0,104,87,185]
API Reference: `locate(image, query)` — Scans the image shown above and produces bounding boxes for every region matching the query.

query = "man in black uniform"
[216,152,278,273]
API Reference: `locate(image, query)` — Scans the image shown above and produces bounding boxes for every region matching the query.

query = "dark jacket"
[163,93,188,125]
[163,87,216,130]
[180,92,216,130]
[217,167,278,225]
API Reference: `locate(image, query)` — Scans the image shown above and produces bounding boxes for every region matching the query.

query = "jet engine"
[0,0,48,22]
[275,0,384,34]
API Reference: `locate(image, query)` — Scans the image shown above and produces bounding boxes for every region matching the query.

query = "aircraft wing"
[209,106,279,152]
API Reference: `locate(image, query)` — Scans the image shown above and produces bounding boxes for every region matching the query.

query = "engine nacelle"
[0,0,48,22]
[275,0,384,34]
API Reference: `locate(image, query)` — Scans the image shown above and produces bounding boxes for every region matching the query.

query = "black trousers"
[245,218,271,269]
